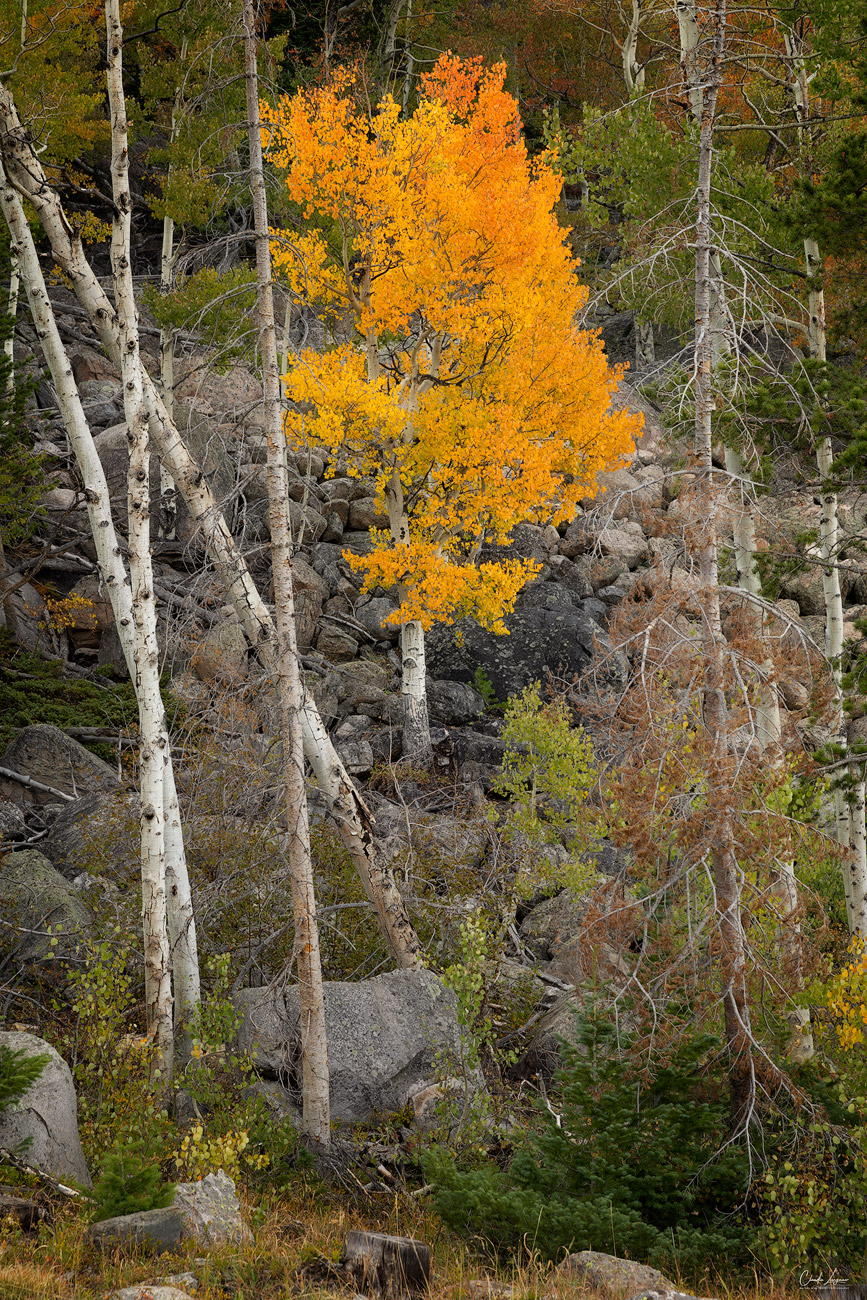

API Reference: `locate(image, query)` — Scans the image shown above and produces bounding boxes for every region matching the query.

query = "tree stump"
[341,1230,431,1299]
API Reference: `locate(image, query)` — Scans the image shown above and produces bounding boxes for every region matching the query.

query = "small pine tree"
[0,1043,50,1112]
[90,1138,176,1222]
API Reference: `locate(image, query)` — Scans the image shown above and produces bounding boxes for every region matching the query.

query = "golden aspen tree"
[265,56,638,763]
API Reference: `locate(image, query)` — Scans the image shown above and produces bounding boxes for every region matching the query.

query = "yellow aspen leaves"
[264,54,640,631]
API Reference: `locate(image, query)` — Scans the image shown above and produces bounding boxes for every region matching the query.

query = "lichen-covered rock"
[554,1251,675,1298]
[0,1031,92,1187]
[0,848,92,966]
[173,1170,250,1246]
[0,724,121,804]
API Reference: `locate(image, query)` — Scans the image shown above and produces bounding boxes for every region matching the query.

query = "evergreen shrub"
[426,1008,753,1280]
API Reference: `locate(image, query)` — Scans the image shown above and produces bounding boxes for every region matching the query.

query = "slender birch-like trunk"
[0,165,201,1048]
[5,250,17,389]
[242,0,330,1144]
[0,78,421,971]
[622,0,646,91]
[106,0,175,1082]
[363,316,433,767]
[689,0,760,1129]
[807,243,867,933]
[382,459,432,765]
[786,30,867,932]
[158,209,177,540]
[680,19,809,1058]
[156,40,187,543]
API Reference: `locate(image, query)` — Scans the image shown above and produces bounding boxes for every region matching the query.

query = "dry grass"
[0,1185,801,1300]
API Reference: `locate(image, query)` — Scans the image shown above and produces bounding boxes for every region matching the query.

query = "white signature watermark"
[799,1271,852,1290]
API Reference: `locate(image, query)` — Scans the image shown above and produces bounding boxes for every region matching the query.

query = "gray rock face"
[0,848,92,966]
[353,596,401,643]
[0,724,120,805]
[173,1170,250,1246]
[235,969,469,1121]
[627,1292,716,1300]
[555,1251,675,1299]
[190,620,248,685]
[519,888,594,961]
[108,1288,196,1300]
[88,1207,186,1252]
[40,791,127,879]
[0,1031,92,1187]
[427,607,608,702]
[0,799,26,842]
[426,679,486,726]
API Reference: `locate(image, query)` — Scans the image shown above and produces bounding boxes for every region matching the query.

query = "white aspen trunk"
[5,249,17,390]
[849,779,867,937]
[401,617,430,766]
[157,44,185,544]
[401,0,414,114]
[379,0,405,83]
[676,0,703,119]
[242,0,330,1145]
[622,0,644,91]
[158,210,177,541]
[787,21,865,926]
[382,453,433,765]
[0,81,421,970]
[0,164,200,1043]
[806,242,854,880]
[106,0,174,1083]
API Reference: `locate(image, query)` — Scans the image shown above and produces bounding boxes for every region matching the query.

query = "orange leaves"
[267,54,640,633]
[347,540,538,633]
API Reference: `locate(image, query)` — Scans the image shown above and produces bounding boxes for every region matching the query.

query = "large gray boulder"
[427,607,619,702]
[0,848,92,967]
[235,969,469,1122]
[0,724,121,805]
[0,1031,92,1187]
[88,1207,185,1252]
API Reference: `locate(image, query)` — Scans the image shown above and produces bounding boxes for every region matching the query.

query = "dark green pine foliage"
[0,1043,50,1112]
[0,236,43,551]
[90,1139,176,1222]
[426,1011,753,1280]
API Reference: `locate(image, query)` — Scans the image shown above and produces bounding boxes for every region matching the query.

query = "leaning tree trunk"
[0,79,422,973]
[106,0,174,1083]
[0,166,201,1050]
[156,39,186,544]
[242,0,330,1145]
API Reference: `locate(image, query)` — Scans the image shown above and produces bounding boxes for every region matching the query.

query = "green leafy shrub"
[426,1008,753,1280]
[473,667,504,712]
[90,1138,175,1221]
